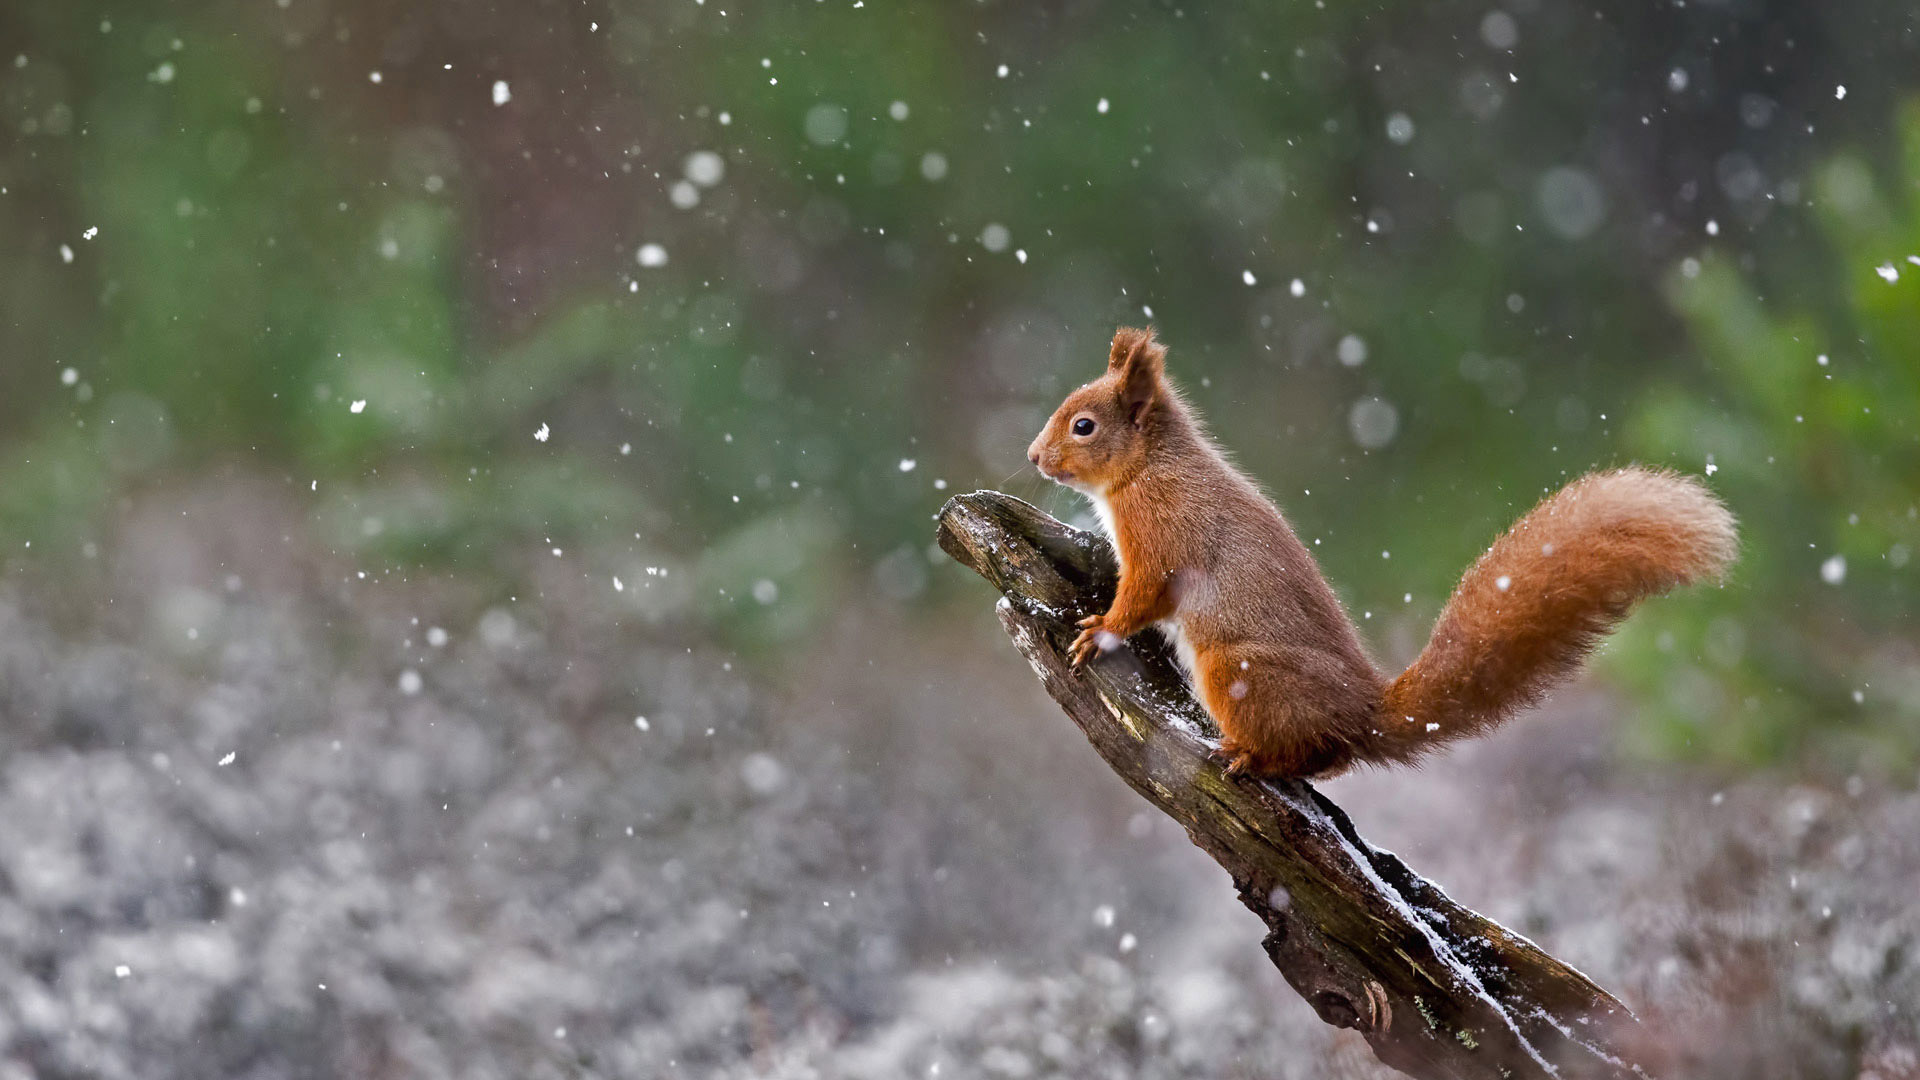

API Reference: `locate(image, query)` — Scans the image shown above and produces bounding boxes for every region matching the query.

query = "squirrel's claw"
[1068,619,1104,668]
[1068,635,1096,667]
[1210,739,1257,777]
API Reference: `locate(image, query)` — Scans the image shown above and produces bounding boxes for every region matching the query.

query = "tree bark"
[936,490,1653,1080]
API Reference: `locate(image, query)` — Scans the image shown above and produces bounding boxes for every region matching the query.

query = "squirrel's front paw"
[1069,615,1107,668]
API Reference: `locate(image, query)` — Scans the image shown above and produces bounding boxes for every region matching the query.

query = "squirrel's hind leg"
[1195,647,1355,779]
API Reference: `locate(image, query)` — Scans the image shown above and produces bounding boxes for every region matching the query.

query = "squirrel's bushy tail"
[1371,467,1737,766]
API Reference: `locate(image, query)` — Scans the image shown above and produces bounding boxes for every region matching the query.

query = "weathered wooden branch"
[937,490,1652,1080]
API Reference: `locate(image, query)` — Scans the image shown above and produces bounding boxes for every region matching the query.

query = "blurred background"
[3,1,1919,1077]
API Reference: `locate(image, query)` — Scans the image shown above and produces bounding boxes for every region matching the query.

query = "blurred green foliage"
[2,1,1916,772]
[1618,102,1920,769]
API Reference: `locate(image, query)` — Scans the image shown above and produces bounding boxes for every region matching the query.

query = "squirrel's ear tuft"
[1109,326,1166,424]
[1108,326,1166,375]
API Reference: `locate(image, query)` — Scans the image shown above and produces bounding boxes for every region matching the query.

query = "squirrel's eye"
[1071,417,1097,437]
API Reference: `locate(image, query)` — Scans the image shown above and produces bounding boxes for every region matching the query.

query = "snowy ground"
[0,478,1914,1080]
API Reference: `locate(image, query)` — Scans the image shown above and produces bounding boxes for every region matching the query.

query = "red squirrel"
[1026,327,1738,778]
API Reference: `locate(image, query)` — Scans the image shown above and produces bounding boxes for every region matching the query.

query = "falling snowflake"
[1820,555,1847,585]
[534,422,550,442]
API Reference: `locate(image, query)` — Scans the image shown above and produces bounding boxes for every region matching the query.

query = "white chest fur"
[1159,618,1199,683]
[1083,490,1122,566]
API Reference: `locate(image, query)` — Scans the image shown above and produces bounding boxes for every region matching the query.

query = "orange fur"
[1374,467,1738,764]
[1028,327,1738,778]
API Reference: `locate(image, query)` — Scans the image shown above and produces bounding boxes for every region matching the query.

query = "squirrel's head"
[1027,326,1168,495]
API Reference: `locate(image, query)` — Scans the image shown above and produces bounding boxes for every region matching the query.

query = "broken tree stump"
[936,490,1652,1080]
